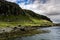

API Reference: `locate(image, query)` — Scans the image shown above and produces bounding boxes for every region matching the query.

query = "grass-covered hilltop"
[0,0,53,27]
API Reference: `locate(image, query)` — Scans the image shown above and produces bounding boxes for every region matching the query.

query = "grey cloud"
[5,0,60,23]
[46,13,60,15]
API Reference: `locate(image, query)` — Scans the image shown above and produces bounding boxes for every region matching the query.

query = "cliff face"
[0,0,52,27]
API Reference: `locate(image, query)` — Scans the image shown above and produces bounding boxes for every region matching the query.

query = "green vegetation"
[24,9,52,22]
[0,0,53,27]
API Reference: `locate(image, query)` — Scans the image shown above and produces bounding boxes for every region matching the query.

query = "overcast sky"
[6,0,60,23]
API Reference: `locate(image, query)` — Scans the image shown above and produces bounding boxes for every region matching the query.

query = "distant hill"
[0,0,53,27]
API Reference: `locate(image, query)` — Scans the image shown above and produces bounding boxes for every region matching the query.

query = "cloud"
[6,0,60,23]
[6,0,60,15]
[16,0,60,15]
[48,15,60,23]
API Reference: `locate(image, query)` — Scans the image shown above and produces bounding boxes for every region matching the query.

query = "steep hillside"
[0,0,53,27]
[23,9,52,22]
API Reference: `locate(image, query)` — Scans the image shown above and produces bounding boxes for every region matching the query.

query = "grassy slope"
[0,10,53,27]
[0,16,52,27]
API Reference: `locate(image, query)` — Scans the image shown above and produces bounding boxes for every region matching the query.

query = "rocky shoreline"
[0,25,51,40]
[53,23,60,26]
[0,25,52,33]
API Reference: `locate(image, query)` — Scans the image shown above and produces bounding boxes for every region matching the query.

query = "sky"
[6,0,60,23]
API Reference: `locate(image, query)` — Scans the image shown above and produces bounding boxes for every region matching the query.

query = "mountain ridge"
[0,0,53,27]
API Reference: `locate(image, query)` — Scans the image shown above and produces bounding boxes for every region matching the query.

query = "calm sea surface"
[13,26,60,40]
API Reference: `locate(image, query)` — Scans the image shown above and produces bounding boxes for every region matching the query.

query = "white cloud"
[6,0,60,23]
[17,0,60,15]
[6,0,60,14]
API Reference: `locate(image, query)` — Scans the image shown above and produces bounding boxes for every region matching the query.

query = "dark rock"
[13,27,17,30]
[54,23,60,26]
[6,26,10,27]
[0,0,5,1]
[2,29,5,32]
[18,25,21,27]
[20,28,25,31]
